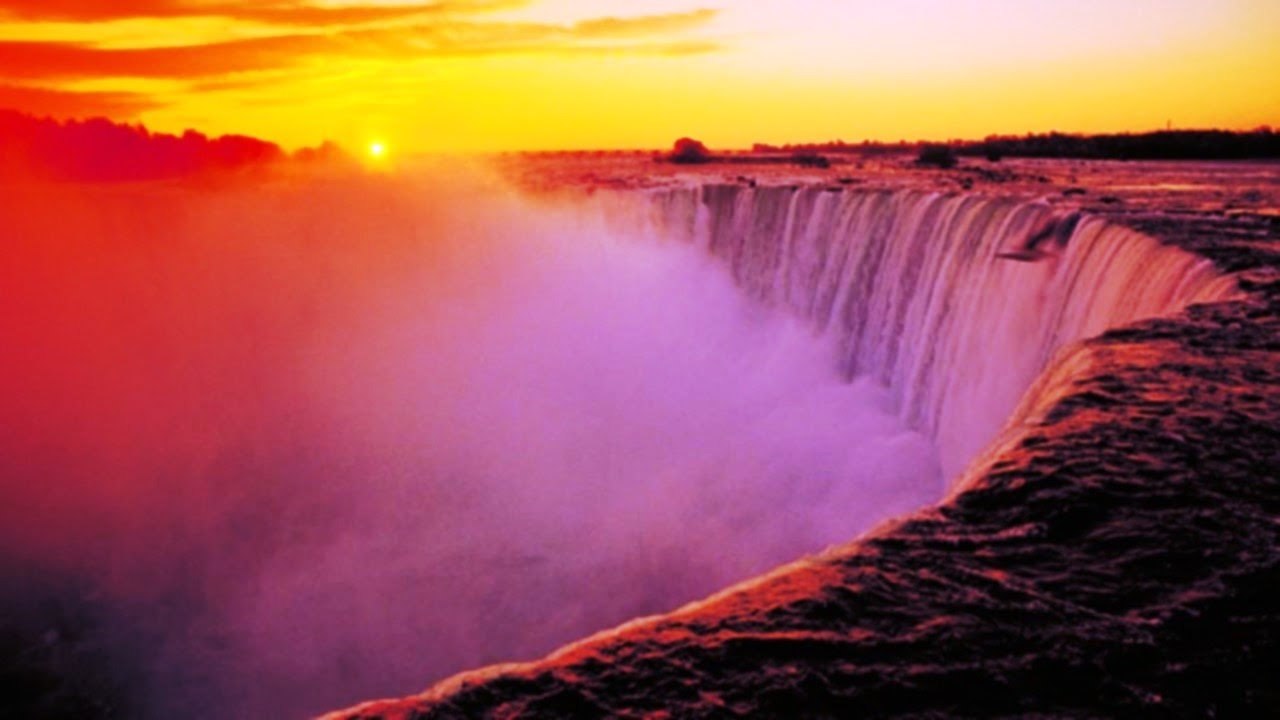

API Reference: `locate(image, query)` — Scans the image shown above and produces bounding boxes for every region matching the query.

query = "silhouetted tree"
[917,143,957,169]
[669,137,712,164]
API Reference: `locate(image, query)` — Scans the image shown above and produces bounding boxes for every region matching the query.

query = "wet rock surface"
[328,160,1280,719]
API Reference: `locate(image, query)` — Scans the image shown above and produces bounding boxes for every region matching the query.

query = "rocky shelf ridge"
[326,160,1280,719]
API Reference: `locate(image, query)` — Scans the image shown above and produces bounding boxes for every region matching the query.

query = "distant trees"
[665,138,837,168]
[746,128,1280,163]
[963,129,1280,161]
[753,139,910,156]
[0,110,289,182]
[658,128,1280,168]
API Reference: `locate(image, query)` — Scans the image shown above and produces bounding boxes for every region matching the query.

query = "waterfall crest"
[612,185,1237,477]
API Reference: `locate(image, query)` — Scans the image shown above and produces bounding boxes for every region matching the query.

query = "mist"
[0,163,941,718]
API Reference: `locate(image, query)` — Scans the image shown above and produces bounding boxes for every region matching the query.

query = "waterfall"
[608,185,1238,478]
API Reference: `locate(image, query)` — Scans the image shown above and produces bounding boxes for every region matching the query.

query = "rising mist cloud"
[0,163,939,718]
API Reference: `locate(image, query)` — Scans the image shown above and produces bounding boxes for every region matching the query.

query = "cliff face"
[325,184,1280,718]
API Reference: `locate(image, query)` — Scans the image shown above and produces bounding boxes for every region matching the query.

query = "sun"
[368,141,387,159]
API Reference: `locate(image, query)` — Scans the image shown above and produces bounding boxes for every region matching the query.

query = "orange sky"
[1,0,1277,152]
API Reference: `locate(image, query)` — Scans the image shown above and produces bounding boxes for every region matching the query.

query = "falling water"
[614,185,1238,477]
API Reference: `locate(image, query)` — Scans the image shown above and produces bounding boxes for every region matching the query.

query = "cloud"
[0,4,722,122]
[0,36,335,80]
[573,8,719,38]
[0,82,160,116]
[0,10,723,82]
[220,1,527,26]
[0,0,525,25]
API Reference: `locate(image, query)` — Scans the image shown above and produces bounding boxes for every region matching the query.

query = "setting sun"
[369,142,386,159]
[0,0,1274,152]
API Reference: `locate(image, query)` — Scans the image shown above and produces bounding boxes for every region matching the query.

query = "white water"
[622,185,1238,477]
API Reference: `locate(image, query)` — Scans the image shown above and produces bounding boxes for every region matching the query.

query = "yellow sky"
[1,0,1277,151]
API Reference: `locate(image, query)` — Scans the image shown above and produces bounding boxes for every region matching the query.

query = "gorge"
[328,162,1279,718]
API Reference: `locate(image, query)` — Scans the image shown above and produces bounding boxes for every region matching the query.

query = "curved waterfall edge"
[612,184,1243,482]
[323,187,1280,720]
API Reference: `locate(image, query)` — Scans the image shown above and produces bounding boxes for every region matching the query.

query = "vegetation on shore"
[657,129,1279,170]
[753,128,1280,163]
